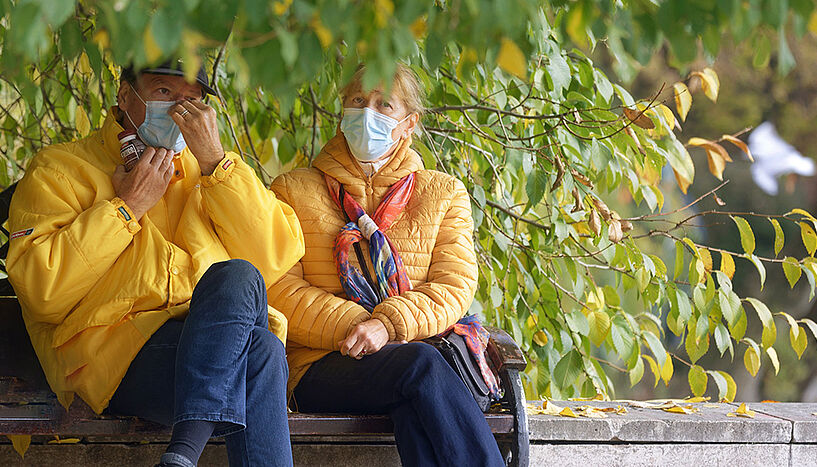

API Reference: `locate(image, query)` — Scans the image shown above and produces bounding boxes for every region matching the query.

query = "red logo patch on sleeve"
[221,160,233,171]
[10,228,34,239]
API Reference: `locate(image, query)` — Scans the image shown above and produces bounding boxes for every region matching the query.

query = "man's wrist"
[198,151,225,176]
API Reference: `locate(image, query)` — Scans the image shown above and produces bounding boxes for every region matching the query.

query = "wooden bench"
[0,183,530,466]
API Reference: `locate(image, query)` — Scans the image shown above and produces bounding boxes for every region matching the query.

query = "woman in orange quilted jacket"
[269,65,504,466]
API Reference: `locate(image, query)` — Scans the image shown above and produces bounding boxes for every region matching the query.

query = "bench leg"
[499,368,529,467]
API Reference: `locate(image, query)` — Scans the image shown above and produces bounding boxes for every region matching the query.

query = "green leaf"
[546,52,571,95]
[629,355,644,387]
[801,221,817,256]
[746,255,767,290]
[744,297,773,327]
[729,307,747,341]
[525,169,548,206]
[553,350,583,390]
[732,216,755,255]
[714,323,732,358]
[717,371,737,402]
[783,257,802,288]
[770,218,784,256]
[674,240,684,280]
[642,331,667,367]
[708,370,728,401]
[688,365,708,397]
[685,317,710,363]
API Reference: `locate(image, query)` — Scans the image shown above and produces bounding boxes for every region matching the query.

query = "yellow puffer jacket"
[7,109,304,414]
[269,133,478,394]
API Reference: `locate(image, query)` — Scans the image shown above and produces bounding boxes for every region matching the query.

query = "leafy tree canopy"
[3,0,817,400]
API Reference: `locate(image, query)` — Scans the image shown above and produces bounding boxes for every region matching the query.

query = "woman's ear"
[403,113,419,138]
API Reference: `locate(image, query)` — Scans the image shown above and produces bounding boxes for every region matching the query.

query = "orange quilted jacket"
[269,133,479,394]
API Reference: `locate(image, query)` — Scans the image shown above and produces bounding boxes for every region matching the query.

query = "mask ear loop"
[123,82,147,129]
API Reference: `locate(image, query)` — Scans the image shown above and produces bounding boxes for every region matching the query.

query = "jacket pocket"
[52,297,136,348]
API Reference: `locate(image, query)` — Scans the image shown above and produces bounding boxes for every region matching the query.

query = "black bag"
[423,333,497,412]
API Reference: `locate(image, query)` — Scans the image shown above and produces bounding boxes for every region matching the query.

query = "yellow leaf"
[643,354,661,388]
[92,30,110,49]
[766,347,780,375]
[706,149,727,181]
[77,51,92,76]
[48,437,81,444]
[660,352,674,386]
[809,10,817,36]
[720,251,735,279]
[273,0,293,15]
[801,222,817,256]
[727,402,756,418]
[673,82,692,122]
[792,324,808,359]
[374,0,395,27]
[673,168,692,195]
[456,47,478,80]
[497,38,528,79]
[143,26,163,64]
[744,346,760,377]
[533,331,548,346]
[76,106,91,137]
[699,248,713,272]
[721,134,753,162]
[663,404,698,414]
[180,30,205,83]
[717,371,737,402]
[7,435,31,458]
[692,68,720,102]
[787,208,817,223]
[656,104,678,130]
[685,396,710,403]
[559,407,579,418]
[311,15,333,48]
[409,16,427,38]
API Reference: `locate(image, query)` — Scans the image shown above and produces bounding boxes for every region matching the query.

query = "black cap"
[123,59,217,96]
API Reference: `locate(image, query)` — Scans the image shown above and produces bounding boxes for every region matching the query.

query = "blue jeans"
[108,259,293,466]
[293,342,504,466]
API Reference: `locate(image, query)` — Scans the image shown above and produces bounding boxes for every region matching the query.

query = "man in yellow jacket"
[6,61,304,467]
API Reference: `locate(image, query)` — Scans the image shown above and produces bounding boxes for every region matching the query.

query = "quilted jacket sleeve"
[6,158,139,324]
[267,174,370,350]
[371,177,478,342]
[199,153,305,287]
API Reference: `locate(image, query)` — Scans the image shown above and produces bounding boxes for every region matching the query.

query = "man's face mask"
[340,107,410,162]
[125,85,187,154]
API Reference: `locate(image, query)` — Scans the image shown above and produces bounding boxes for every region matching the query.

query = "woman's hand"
[339,319,393,359]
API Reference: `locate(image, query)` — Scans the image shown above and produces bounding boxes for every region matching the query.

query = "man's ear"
[117,81,132,108]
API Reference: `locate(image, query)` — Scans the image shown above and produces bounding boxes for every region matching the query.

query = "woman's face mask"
[125,86,187,154]
[340,107,410,162]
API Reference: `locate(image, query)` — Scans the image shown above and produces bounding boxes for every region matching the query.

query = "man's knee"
[249,327,288,379]
[200,259,264,290]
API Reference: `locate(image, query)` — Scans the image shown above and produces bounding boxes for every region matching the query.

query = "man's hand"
[170,100,224,176]
[112,147,174,220]
[339,319,402,359]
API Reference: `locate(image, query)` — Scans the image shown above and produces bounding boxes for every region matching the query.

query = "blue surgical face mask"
[340,107,410,162]
[125,87,187,154]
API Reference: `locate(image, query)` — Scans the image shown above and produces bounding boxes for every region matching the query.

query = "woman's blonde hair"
[340,63,426,116]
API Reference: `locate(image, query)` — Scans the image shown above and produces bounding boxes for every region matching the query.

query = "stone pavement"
[2,401,815,466]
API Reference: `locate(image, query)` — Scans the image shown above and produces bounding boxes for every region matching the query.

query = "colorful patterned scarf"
[325,173,415,312]
[442,314,501,399]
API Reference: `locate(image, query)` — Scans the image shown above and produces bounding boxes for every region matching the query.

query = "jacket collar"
[98,107,128,165]
[313,132,424,187]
